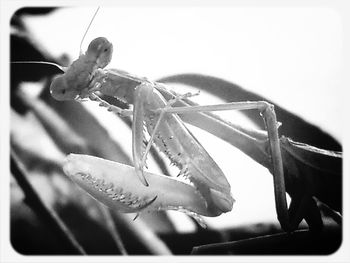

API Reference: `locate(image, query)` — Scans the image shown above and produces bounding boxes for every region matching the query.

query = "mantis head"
[50,37,113,101]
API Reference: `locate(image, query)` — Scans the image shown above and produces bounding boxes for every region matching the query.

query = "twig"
[11,152,86,255]
[99,205,128,255]
[191,228,341,255]
[110,212,172,255]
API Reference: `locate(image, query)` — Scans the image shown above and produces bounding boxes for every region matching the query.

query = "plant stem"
[11,152,86,255]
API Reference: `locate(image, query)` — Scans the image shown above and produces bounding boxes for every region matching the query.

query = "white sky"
[25,6,344,141]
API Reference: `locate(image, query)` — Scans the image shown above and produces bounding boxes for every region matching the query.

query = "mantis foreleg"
[137,89,200,182]
[131,83,234,214]
[132,84,199,186]
[88,93,133,117]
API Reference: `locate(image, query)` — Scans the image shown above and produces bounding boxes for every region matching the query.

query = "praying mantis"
[28,7,342,232]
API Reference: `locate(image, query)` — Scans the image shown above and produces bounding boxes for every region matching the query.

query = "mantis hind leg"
[157,101,295,231]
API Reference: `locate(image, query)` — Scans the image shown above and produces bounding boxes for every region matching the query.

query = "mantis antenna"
[12,7,100,71]
[11,61,66,72]
[79,6,100,56]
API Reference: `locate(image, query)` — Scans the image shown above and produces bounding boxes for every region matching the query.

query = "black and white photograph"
[2,1,349,262]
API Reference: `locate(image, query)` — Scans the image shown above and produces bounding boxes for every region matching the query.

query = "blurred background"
[8,4,344,256]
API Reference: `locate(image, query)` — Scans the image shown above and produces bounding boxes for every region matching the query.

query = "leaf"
[158,73,341,151]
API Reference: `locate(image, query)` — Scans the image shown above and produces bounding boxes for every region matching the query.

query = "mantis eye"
[50,75,78,101]
[87,37,113,68]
